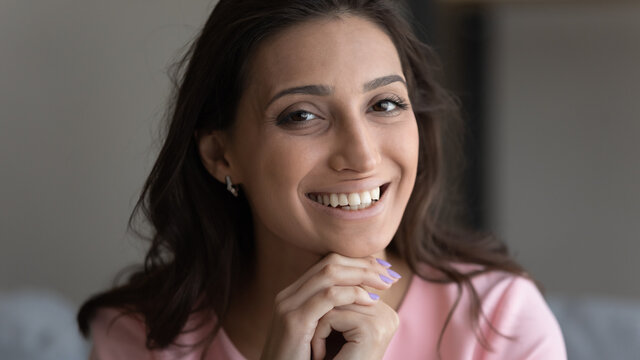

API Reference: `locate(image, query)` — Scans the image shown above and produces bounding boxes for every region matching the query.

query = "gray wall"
[1,1,638,307]
[0,1,217,305]
[486,2,640,300]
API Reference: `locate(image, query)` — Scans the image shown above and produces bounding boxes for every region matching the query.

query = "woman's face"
[224,16,419,257]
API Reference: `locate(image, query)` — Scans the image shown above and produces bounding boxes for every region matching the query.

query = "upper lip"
[305,179,388,195]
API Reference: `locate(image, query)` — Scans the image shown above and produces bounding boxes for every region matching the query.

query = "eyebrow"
[266,74,406,106]
[362,74,406,92]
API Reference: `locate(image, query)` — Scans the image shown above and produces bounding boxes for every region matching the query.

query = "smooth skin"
[197,15,419,359]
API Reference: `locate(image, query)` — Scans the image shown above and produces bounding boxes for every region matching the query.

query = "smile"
[306,183,389,211]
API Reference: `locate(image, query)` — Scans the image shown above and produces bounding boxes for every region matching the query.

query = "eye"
[369,96,409,114]
[372,100,397,112]
[276,110,318,126]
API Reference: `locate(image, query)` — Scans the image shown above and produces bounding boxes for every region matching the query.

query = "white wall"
[0,1,217,305]
[487,2,640,300]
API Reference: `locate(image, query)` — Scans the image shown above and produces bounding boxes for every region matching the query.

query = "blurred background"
[1,0,638,359]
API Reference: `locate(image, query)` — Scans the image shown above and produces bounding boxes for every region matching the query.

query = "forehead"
[246,15,404,95]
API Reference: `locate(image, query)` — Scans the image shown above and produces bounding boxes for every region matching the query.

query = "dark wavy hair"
[77,0,528,358]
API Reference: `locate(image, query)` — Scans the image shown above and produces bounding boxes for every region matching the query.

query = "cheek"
[403,119,420,168]
[259,136,317,190]
[384,117,420,177]
[238,135,317,229]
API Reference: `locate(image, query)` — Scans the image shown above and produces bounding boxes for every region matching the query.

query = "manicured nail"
[387,269,402,279]
[380,274,393,284]
[376,258,392,268]
[369,292,380,300]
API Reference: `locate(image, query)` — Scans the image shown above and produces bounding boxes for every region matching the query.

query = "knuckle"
[352,286,362,298]
[323,286,340,300]
[274,289,287,303]
[326,253,341,263]
[275,299,290,316]
[367,256,378,267]
[370,320,394,342]
[390,311,400,328]
[282,309,302,331]
[363,267,375,279]
[321,263,339,280]
[368,327,383,342]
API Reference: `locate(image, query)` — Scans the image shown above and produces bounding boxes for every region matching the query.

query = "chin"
[326,239,391,258]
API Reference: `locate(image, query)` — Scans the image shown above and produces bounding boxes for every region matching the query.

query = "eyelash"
[375,95,409,112]
[275,96,410,126]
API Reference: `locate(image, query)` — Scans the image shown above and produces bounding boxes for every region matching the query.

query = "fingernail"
[380,274,393,284]
[369,292,380,300]
[376,258,392,268]
[387,269,402,279]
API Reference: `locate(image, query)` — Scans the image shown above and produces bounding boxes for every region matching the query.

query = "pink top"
[89,268,567,359]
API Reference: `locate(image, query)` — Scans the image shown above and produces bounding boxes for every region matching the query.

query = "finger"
[289,285,378,331]
[283,263,396,312]
[278,285,377,358]
[312,308,362,358]
[313,306,399,360]
[311,333,326,360]
[278,254,400,303]
[333,302,379,316]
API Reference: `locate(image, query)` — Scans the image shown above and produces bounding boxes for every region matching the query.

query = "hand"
[260,253,400,360]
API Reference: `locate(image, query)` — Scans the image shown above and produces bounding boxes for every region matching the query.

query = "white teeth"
[344,202,373,211]
[347,193,361,206]
[371,187,380,200]
[360,191,371,205]
[309,186,382,210]
[330,193,339,207]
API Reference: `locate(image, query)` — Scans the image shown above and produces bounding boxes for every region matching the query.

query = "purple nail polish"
[380,274,393,284]
[376,258,392,268]
[387,269,402,279]
[369,292,380,300]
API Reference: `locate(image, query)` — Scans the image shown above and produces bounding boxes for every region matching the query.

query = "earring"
[225,175,238,197]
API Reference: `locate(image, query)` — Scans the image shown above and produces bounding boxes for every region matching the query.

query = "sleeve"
[482,276,567,360]
[89,308,154,360]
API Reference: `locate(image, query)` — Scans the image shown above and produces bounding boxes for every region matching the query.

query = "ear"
[195,129,237,184]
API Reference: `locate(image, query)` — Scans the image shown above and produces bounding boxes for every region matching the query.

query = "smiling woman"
[77,1,566,359]
[205,16,419,260]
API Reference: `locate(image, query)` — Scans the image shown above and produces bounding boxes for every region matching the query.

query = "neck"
[252,230,323,301]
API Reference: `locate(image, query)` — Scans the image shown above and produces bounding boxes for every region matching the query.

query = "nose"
[328,110,382,173]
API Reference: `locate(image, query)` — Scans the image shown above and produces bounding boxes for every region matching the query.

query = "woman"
[78,0,566,359]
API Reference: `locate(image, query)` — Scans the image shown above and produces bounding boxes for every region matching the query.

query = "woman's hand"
[260,253,400,360]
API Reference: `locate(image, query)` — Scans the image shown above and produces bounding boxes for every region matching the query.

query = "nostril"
[327,132,381,173]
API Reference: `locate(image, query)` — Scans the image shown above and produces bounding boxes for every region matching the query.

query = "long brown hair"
[77,0,527,357]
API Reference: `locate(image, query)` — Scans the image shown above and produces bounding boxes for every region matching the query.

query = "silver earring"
[225,175,238,197]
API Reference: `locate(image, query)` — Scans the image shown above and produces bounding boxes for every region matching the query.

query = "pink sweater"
[89,269,566,359]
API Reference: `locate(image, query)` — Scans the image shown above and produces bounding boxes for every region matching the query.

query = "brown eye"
[290,111,317,122]
[276,110,318,125]
[371,100,398,112]
[368,96,409,115]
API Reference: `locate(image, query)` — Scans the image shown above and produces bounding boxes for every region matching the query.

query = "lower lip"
[305,185,389,220]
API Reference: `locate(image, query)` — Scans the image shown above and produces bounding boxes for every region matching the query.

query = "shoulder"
[470,271,567,359]
[405,264,567,359]
[88,307,232,360]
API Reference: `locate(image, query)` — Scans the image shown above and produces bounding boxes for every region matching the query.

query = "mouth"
[305,183,390,211]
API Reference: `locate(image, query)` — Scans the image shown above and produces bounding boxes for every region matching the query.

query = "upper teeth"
[309,186,381,208]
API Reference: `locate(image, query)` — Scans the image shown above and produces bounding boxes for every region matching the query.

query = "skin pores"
[222,16,419,259]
